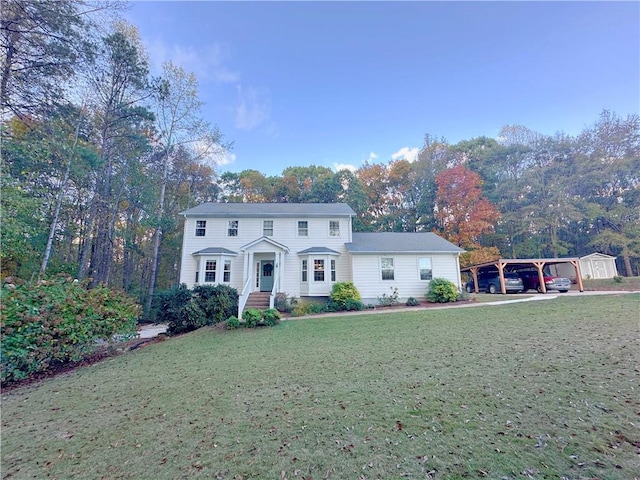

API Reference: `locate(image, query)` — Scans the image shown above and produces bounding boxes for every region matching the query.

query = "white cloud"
[144,38,238,83]
[234,85,271,130]
[334,163,357,172]
[391,146,419,163]
[193,140,236,170]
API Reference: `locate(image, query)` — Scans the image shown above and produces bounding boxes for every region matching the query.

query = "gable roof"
[181,202,355,218]
[580,252,616,260]
[241,236,290,252]
[345,232,465,254]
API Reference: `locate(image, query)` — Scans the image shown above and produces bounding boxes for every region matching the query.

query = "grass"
[2,294,639,479]
[583,276,640,291]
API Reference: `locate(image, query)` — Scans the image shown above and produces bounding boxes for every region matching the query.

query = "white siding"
[351,253,462,303]
[179,216,352,297]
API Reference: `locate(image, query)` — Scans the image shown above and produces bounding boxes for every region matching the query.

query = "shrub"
[426,278,459,303]
[378,287,400,306]
[330,282,361,309]
[1,276,139,384]
[226,316,240,330]
[243,308,262,328]
[613,275,623,283]
[154,284,239,335]
[193,284,239,325]
[344,299,364,311]
[291,301,326,317]
[406,297,420,307]
[274,292,297,313]
[262,308,281,326]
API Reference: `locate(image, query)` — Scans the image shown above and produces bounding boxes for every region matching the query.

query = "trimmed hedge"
[154,284,239,335]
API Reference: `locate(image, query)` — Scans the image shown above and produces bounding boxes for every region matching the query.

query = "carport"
[461,258,584,294]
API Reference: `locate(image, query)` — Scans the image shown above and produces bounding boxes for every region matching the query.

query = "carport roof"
[460,257,581,272]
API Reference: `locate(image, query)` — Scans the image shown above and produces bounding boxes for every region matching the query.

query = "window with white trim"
[297,220,308,236]
[227,220,238,237]
[331,259,336,282]
[205,260,216,282]
[301,260,308,282]
[314,259,325,282]
[419,257,433,281]
[263,220,273,236]
[195,220,206,237]
[381,257,394,281]
[223,260,231,282]
[329,220,340,237]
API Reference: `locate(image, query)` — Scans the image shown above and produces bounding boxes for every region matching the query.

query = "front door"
[260,260,274,292]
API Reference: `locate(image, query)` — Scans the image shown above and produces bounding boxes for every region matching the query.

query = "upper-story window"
[195,220,206,237]
[263,220,273,236]
[329,220,340,237]
[381,257,394,281]
[228,220,238,237]
[297,220,308,236]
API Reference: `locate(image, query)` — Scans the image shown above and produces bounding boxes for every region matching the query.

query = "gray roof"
[181,202,355,218]
[345,232,465,254]
[297,247,341,255]
[192,247,238,256]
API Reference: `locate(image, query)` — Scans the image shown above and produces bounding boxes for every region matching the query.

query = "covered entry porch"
[238,237,290,318]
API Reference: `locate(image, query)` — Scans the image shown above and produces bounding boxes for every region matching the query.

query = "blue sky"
[125,1,639,176]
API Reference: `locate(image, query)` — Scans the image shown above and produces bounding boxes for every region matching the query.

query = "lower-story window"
[314,259,324,282]
[331,259,336,282]
[381,257,394,280]
[301,259,308,282]
[223,260,231,282]
[419,257,433,280]
[205,260,216,282]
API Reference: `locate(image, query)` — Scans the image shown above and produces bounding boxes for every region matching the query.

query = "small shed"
[579,253,618,279]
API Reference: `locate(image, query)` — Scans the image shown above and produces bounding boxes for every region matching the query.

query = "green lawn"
[2,294,638,479]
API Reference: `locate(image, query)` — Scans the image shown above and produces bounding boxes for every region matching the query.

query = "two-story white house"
[179,203,464,315]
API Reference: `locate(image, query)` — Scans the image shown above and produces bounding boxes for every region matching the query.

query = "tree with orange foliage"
[434,165,501,265]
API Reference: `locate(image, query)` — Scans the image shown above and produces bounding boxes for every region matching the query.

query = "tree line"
[2,1,639,318]
[214,114,639,276]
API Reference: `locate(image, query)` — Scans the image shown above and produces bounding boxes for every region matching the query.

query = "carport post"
[533,261,547,293]
[497,261,507,294]
[470,267,480,293]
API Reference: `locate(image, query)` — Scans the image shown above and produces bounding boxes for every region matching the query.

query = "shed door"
[593,260,606,279]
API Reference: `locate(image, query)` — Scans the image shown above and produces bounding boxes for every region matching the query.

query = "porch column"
[277,251,285,291]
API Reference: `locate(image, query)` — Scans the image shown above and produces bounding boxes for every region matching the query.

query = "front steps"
[244,292,271,311]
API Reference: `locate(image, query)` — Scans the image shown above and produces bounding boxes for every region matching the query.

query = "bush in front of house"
[426,278,459,303]
[1,276,139,384]
[226,316,241,330]
[406,297,421,306]
[274,292,297,313]
[154,284,239,335]
[193,284,239,325]
[262,308,282,326]
[242,308,262,328]
[329,281,361,309]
